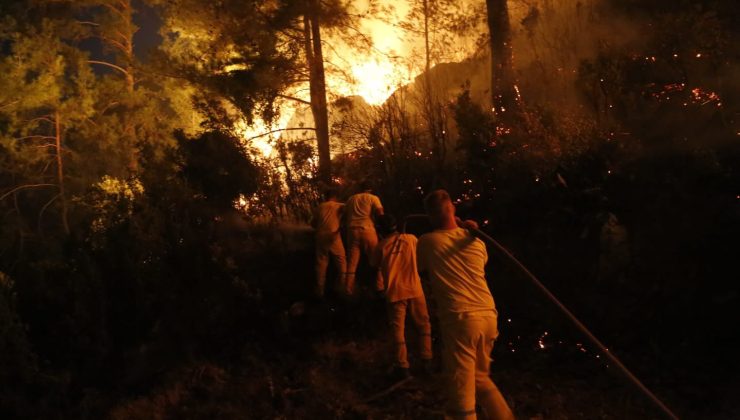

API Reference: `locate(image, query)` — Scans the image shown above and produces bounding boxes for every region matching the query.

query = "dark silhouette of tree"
[302,0,332,183]
[485,0,518,118]
[177,130,261,210]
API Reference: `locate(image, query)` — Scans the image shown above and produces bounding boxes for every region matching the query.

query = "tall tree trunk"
[54,110,70,235]
[303,5,331,184]
[421,0,446,172]
[423,0,431,81]
[485,0,518,118]
[91,0,137,170]
[120,0,137,171]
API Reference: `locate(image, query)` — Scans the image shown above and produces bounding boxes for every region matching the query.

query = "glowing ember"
[495,126,511,136]
[649,83,722,107]
[537,331,549,350]
[690,88,721,106]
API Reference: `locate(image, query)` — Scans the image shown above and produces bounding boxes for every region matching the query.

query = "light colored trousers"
[441,311,514,420]
[315,232,346,297]
[388,296,433,368]
[344,226,379,295]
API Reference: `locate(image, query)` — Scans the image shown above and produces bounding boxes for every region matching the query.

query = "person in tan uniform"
[344,181,384,295]
[371,214,433,379]
[417,190,514,420]
[311,188,346,298]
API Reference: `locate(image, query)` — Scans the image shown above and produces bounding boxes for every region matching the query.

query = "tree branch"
[102,3,127,21]
[14,135,56,141]
[99,34,130,54]
[76,20,100,27]
[0,100,20,110]
[1,184,56,201]
[24,116,54,125]
[37,192,61,233]
[88,60,130,77]
[247,127,316,141]
[277,94,311,105]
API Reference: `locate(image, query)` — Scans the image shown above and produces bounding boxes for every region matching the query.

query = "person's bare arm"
[456,217,478,230]
[373,202,384,218]
[372,195,384,218]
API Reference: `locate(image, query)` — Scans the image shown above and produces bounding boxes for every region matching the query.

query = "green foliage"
[156,0,304,126]
[0,19,95,237]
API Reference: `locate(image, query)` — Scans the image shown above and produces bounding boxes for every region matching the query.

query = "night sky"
[131,0,162,60]
[81,0,162,73]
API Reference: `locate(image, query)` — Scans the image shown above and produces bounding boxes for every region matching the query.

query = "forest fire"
[1,0,738,419]
[349,60,407,105]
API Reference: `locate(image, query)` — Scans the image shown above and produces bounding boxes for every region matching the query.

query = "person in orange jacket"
[371,214,433,380]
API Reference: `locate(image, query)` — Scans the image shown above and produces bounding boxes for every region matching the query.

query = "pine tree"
[0,20,95,235]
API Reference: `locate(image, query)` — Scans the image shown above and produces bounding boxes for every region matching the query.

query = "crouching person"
[372,214,433,380]
[418,190,514,420]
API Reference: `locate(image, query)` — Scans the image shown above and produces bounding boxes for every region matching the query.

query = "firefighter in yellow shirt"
[344,181,384,295]
[371,214,433,380]
[311,187,346,298]
[417,190,514,420]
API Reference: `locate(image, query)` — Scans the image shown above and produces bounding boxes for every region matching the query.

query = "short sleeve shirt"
[345,192,383,230]
[313,201,344,235]
[373,233,424,302]
[417,228,495,319]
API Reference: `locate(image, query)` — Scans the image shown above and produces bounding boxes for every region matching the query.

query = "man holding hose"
[417,190,514,420]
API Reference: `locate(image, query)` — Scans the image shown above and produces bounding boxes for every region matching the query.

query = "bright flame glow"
[235,107,295,157]
[350,60,411,105]
[239,0,481,155]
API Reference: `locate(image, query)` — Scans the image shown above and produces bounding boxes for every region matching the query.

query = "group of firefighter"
[311,181,515,420]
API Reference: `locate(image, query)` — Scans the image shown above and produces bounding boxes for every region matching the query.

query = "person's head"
[324,186,339,201]
[377,214,397,236]
[424,189,456,228]
[359,180,372,192]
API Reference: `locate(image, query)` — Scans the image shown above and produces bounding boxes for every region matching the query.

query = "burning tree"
[157,0,369,184]
[485,0,518,118]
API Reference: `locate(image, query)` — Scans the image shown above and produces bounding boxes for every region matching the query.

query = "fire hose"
[401,214,680,420]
